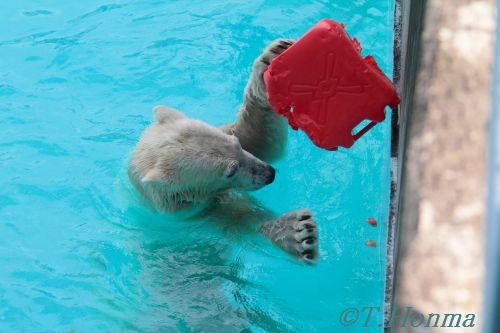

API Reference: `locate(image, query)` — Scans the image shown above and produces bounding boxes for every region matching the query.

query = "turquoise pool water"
[0,1,395,332]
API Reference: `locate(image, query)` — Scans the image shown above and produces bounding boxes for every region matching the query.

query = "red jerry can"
[264,19,400,150]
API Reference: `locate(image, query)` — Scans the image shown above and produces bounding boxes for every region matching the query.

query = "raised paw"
[260,209,318,264]
[248,39,295,106]
[258,39,295,69]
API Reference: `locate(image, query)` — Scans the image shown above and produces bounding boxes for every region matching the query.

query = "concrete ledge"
[389,0,495,332]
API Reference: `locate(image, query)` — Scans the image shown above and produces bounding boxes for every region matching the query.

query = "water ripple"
[0,139,69,156]
[69,3,128,23]
[22,10,53,17]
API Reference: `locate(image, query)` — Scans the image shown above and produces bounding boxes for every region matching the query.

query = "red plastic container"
[264,19,400,150]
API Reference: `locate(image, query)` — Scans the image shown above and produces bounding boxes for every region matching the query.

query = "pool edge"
[383,0,427,329]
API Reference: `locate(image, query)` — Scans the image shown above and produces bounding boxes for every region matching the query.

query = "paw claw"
[298,214,312,221]
[294,227,315,240]
[294,219,315,231]
[300,238,316,251]
[302,251,316,264]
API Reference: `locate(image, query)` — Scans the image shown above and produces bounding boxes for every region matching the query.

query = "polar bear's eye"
[225,161,239,178]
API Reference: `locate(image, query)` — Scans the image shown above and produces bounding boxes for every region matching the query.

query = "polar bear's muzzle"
[249,163,275,187]
[262,165,275,185]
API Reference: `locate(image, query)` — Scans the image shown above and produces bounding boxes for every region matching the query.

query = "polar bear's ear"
[153,105,185,124]
[141,167,173,183]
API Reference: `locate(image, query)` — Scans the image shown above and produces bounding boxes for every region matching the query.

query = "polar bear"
[128,40,318,263]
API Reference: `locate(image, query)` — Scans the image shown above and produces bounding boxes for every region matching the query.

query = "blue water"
[0,1,395,332]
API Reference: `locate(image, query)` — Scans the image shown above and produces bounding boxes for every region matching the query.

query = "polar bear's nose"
[264,166,276,184]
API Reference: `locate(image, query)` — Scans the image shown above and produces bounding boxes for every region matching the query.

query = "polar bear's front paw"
[259,39,294,67]
[255,39,294,76]
[260,209,318,264]
[248,39,294,105]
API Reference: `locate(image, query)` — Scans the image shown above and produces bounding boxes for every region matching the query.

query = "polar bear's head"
[128,106,275,212]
